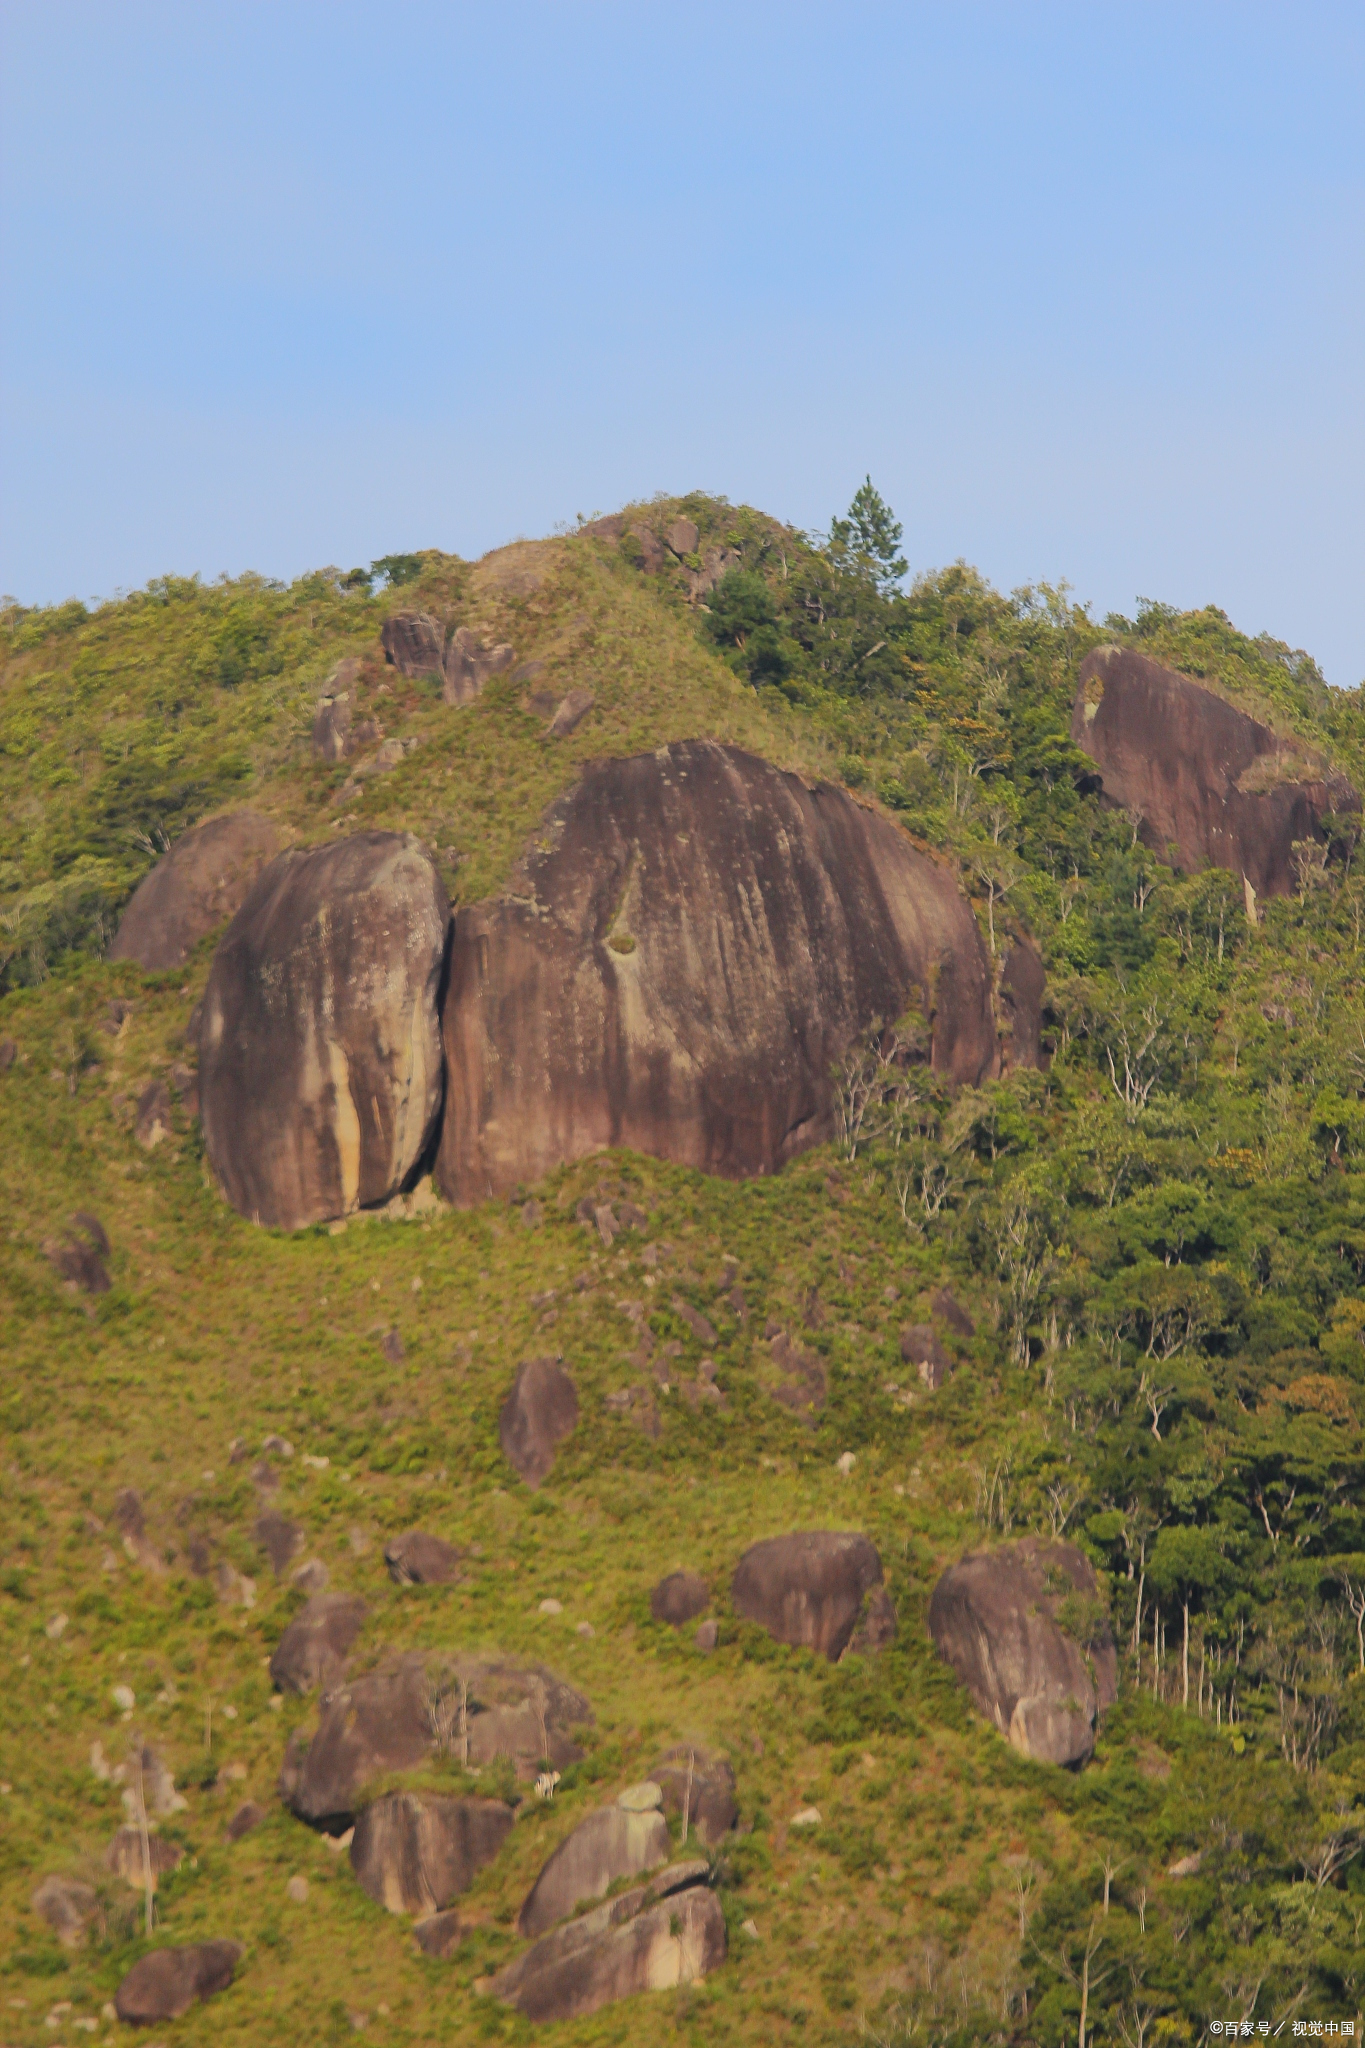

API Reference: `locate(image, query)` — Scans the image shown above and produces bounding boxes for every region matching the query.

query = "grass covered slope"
[4,495,1365,2044]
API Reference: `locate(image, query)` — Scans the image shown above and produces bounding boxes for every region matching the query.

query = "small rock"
[790,1807,822,1829]
[742,1918,760,1939]
[301,1452,330,1470]
[1167,1851,1202,1878]
[134,1078,173,1149]
[0,1037,16,1070]
[414,1909,464,1958]
[521,1199,543,1229]
[31,1876,98,1949]
[45,1613,68,1641]
[111,1684,135,1713]
[381,1329,405,1365]
[254,1510,304,1577]
[575,1622,595,1638]
[539,1597,563,1616]
[694,1620,718,1653]
[548,688,595,737]
[650,1571,710,1627]
[292,1558,331,1595]
[348,1526,371,1555]
[261,1433,294,1459]
[286,1874,309,1903]
[226,1801,264,1842]
[835,1451,856,1476]
[213,1560,257,1609]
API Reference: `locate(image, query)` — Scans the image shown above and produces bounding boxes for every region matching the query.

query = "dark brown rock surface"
[443,625,515,707]
[900,1323,951,1390]
[350,1793,513,1915]
[928,1537,1118,1766]
[1000,938,1046,1070]
[381,611,444,677]
[731,1531,884,1661]
[110,811,282,972]
[649,1746,736,1845]
[650,1571,710,1626]
[437,742,1003,1205]
[499,1358,578,1488]
[269,1592,367,1696]
[199,833,447,1230]
[114,1941,240,2025]
[384,1529,463,1584]
[1072,645,1358,899]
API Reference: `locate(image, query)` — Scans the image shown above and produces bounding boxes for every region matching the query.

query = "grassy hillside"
[3,496,1365,2045]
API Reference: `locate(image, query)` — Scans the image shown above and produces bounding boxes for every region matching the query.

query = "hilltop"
[3,491,1365,2046]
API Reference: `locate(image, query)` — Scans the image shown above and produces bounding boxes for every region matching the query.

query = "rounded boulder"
[198,832,447,1230]
[110,811,282,972]
[731,1530,885,1662]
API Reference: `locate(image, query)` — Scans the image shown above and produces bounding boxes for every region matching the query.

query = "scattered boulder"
[649,1746,736,1845]
[350,1793,513,1915]
[436,742,1004,1205]
[731,1532,886,1662]
[31,1875,98,1948]
[380,611,444,677]
[1167,1850,1203,1879]
[519,1788,670,1936]
[764,1327,827,1420]
[1072,644,1359,899]
[490,1869,725,2022]
[547,687,594,736]
[110,811,282,973]
[114,1941,241,2025]
[384,1529,463,1585]
[650,1572,710,1627]
[312,660,360,761]
[226,1801,264,1842]
[927,1538,1118,1767]
[931,1288,974,1337]
[0,1036,15,1070]
[198,833,447,1230]
[443,625,515,708]
[280,1656,591,1827]
[900,1324,951,1391]
[134,1078,172,1149]
[254,1511,303,1577]
[414,1909,464,1957]
[269,1592,368,1695]
[499,1358,579,1489]
[694,1619,718,1652]
[45,1212,111,1294]
[107,1830,184,1890]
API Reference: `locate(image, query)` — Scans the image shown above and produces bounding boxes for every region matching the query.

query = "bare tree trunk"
[132,1747,154,1937]
[1182,1601,1190,1710]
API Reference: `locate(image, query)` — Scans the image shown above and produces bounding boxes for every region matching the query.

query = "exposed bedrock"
[1072,645,1358,900]
[436,741,1004,1205]
[110,810,282,972]
[928,1537,1118,1767]
[198,832,447,1230]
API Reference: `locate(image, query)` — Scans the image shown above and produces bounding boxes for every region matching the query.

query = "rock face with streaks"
[110,811,282,972]
[1072,645,1358,900]
[349,1793,513,1915]
[198,833,447,1230]
[519,1788,671,1936]
[731,1531,886,1662]
[269,1592,368,1696]
[437,742,1005,1205]
[928,1538,1118,1767]
[489,1865,725,2022]
[499,1358,579,1489]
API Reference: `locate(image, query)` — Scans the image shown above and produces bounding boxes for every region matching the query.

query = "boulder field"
[1072,645,1358,900]
[120,740,1038,1230]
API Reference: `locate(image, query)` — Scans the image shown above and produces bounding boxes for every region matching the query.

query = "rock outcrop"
[110,811,283,973]
[279,1656,591,1828]
[269,1592,368,1696]
[384,1529,463,1585]
[380,611,514,706]
[31,1875,98,1947]
[731,1531,887,1661]
[499,1358,578,1489]
[519,1786,670,1936]
[649,1746,736,1846]
[198,833,447,1230]
[114,1942,240,2025]
[1072,645,1358,900]
[349,1793,513,1915]
[928,1538,1118,1766]
[437,741,1003,1205]
[489,1866,725,2022]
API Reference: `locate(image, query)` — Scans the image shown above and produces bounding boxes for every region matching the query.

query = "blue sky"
[2,3,1362,680]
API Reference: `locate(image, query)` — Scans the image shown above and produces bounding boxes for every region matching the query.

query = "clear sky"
[2,3,1362,680]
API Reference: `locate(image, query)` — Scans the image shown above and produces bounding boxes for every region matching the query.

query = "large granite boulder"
[380,611,444,677]
[499,1358,578,1489]
[1073,645,1358,900]
[114,1942,240,2024]
[110,811,282,972]
[198,832,447,1230]
[350,1792,513,1914]
[436,741,1005,1204]
[928,1537,1118,1766]
[269,1593,368,1696]
[489,1866,725,2022]
[731,1531,886,1662]
[519,1787,670,1936]
[279,1655,592,1828]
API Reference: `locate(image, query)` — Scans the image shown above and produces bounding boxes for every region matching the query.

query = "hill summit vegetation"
[3,488,1365,2045]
